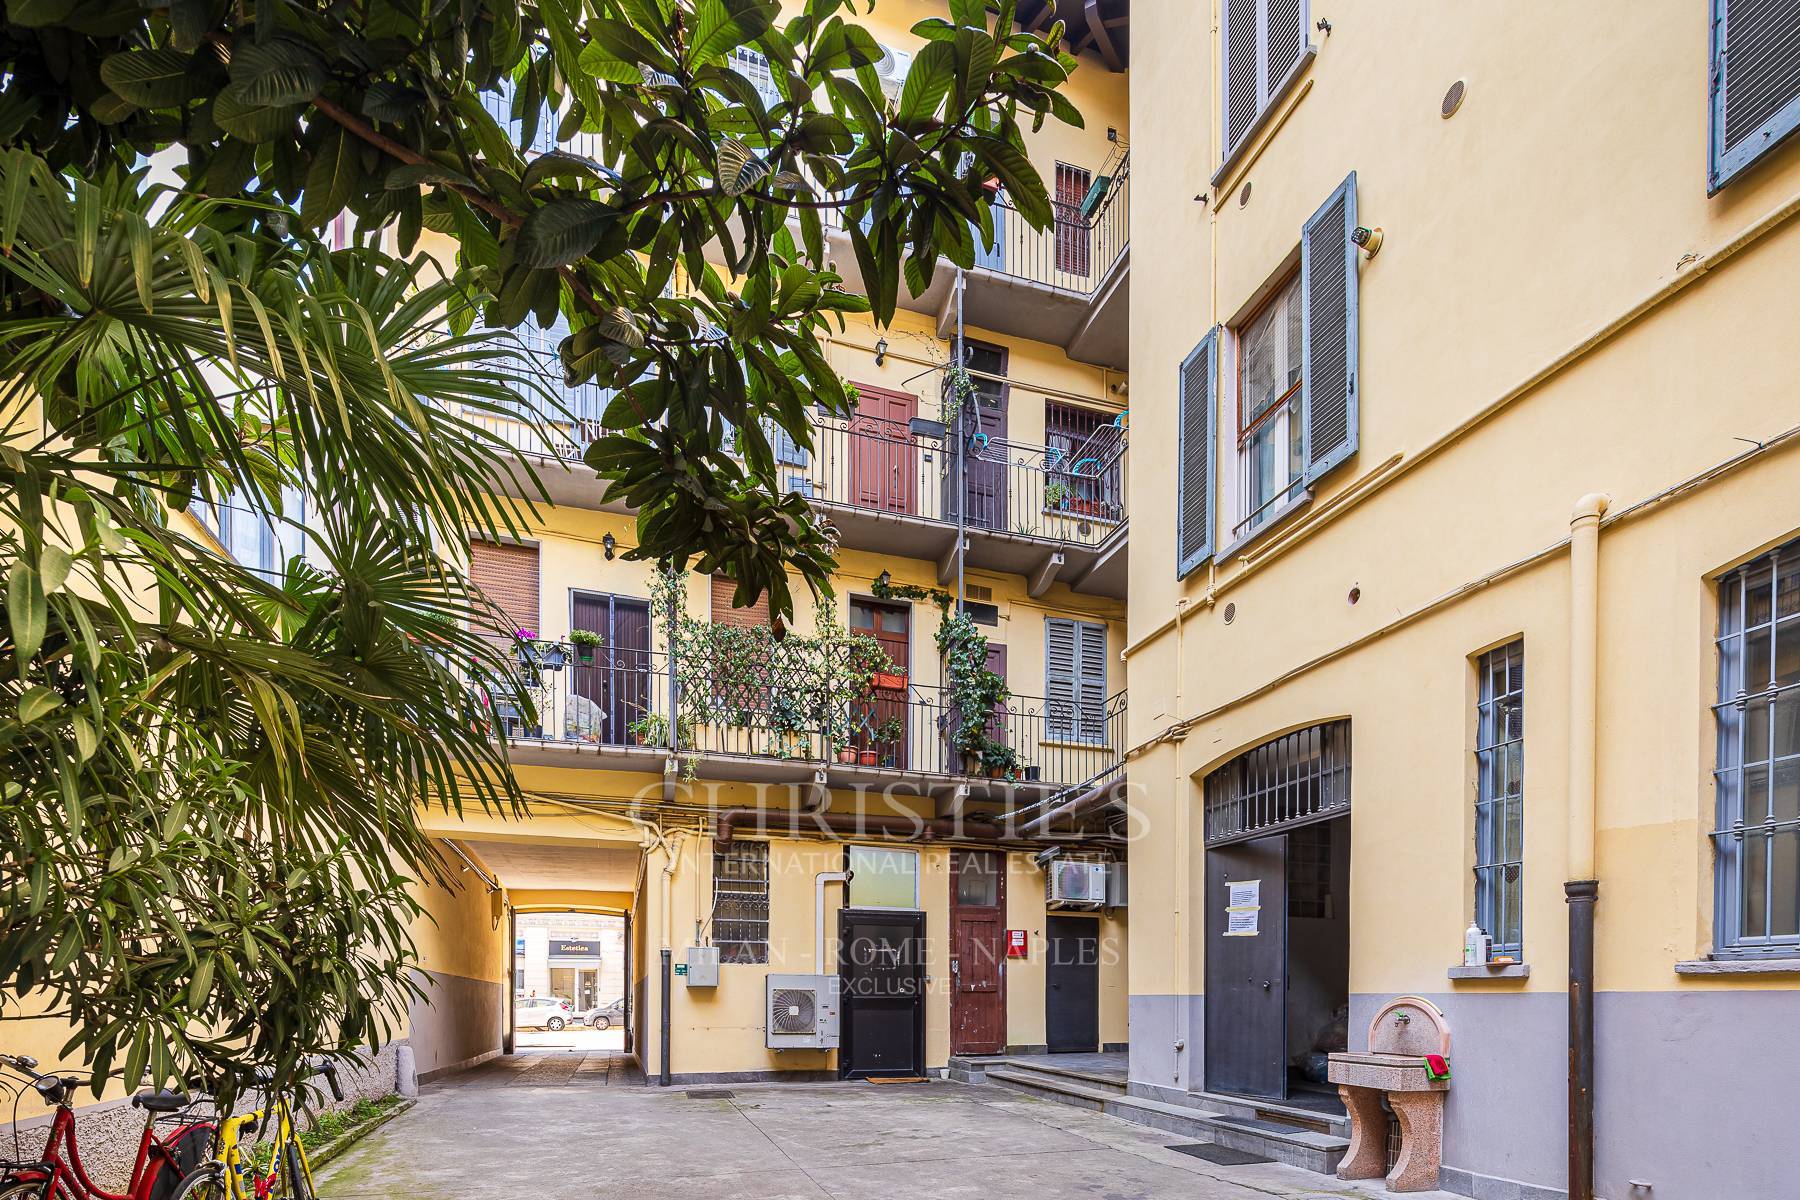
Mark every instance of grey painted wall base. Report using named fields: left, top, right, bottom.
left=1126, top=988, right=1800, bottom=1200
left=417, top=1046, right=501, bottom=1085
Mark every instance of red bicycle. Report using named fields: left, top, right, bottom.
left=0, top=1054, right=213, bottom=1200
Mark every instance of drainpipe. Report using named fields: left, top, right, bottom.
left=954, top=268, right=968, bottom=607
left=1565, top=492, right=1608, bottom=1200
left=656, top=830, right=688, bottom=1087
left=814, top=871, right=850, bottom=970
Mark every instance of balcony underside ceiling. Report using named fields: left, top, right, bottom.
left=1018, top=0, right=1130, bottom=72
left=818, top=501, right=1127, bottom=600
left=456, top=837, right=641, bottom=891
left=930, top=265, right=1129, bottom=374
left=483, top=452, right=628, bottom=513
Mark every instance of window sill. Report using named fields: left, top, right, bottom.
left=1211, top=47, right=1319, bottom=190
left=1674, top=956, right=1800, bottom=976
left=1447, top=962, right=1529, bottom=981
left=1218, top=489, right=1313, bottom=562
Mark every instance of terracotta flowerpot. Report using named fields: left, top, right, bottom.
left=836, top=749, right=858, bottom=764
left=873, top=672, right=907, bottom=691
left=858, top=749, right=879, bottom=766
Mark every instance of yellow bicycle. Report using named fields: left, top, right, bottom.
left=168, top=1061, right=341, bottom=1200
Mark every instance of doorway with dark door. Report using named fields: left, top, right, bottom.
left=950, top=851, right=1007, bottom=1055
left=848, top=597, right=909, bottom=768
left=838, top=908, right=925, bottom=1079
left=847, top=383, right=917, bottom=514
left=945, top=342, right=1009, bottom=531
left=1045, top=914, right=1100, bottom=1053
left=570, top=590, right=651, bottom=746
left=1203, top=816, right=1350, bottom=1112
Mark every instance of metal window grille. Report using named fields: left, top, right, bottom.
left=1474, top=640, right=1525, bottom=957
left=1713, top=539, right=1800, bottom=955
left=1286, top=820, right=1332, bottom=919
left=711, top=842, right=770, bottom=964
left=1203, top=721, right=1350, bottom=846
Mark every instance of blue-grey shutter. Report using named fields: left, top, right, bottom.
left=1710, top=0, right=1800, bottom=191
left=1222, top=0, right=1260, bottom=155
left=1301, top=172, right=1358, bottom=484
left=1045, top=618, right=1077, bottom=742
left=1176, top=329, right=1219, bottom=577
left=1075, top=620, right=1107, bottom=744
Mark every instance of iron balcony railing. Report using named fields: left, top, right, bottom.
left=796, top=405, right=1126, bottom=545
left=483, top=644, right=1126, bottom=790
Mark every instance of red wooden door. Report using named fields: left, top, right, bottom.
left=951, top=850, right=1007, bottom=1054
left=849, top=598, right=910, bottom=768
left=849, top=385, right=917, bottom=514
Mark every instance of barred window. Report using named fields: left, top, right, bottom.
left=1203, top=720, right=1350, bottom=846
left=1714, top=541, right=1800, bottom=956
left=1475, top=640, right=1525, bottom=958
left=711, top=842, right=770, bottom=964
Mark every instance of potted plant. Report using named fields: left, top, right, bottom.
left=538, top=640, right=567, bottom=671
left=1044, top=479, right=1071, bottom=511
left=872, top=668, right=907, bottom=691
left=874, top=716, right=904, bottom=768
left=627, top=713, right=669, bottom=747
left=835, top=744, right=859, bottom=764
left=568, top=627, right=603, bottom=665
left=514, top=627, right=540, bottom=671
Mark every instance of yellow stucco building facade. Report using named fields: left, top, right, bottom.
left=1126, top=2, right=1800, bottom=1197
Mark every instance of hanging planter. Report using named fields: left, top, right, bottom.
left=873, top=671, right=907, bottom=691
left=568, top=629, right=603, bottom=665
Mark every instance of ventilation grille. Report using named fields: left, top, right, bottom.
left=771, top=988, right=817, bottom=1034
left=966, top=584, right=993, bottom=602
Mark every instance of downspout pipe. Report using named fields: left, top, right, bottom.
left=656, top=830, right=687, bottom=1087
left=1565, top=492, right=1608, bottom=1200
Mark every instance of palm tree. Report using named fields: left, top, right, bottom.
left=0, top=152, right=557, bottom=1101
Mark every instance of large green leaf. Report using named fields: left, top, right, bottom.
left=213, top=85, right=298, bottom=141
left=515, top=197, right=617, bottom=268
left=300, top=127, right=358, bottom=229
left=99, top=49, right=197, bottom=109
left=228, top=39, right=326, bottom=107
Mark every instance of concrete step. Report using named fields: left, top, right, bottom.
left=971, top=1058, right=1129, bottom=1095
left=982, top=1068, right=1348, bottom=1175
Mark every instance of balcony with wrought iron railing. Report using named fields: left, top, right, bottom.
left=482, top=643, right=1126, bottom=806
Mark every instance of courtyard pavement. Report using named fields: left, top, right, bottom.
left=316, top=1051, right=1461, bottom=1199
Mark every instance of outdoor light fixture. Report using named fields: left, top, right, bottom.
left=875, top=570, right=891, bottom=590
left=602, top=532, right=616, bottom=560
left=1352, top=225, right=1384, bottom=257
left=874, top=337, right=888, bottom=365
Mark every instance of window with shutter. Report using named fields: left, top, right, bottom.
left=469, top=540, right=540, bottom=640
left=1221, top=0, right=1312, bottom=160
left=1045, top=618, right=1107, bottom=744
left=1177, top=330, right=1220, bottom=577
left=1301, top=172, right=1359, bottom=484
left=710, top=574, right=771, bottom=628
left=1710, top=0, right=1800, bottom=191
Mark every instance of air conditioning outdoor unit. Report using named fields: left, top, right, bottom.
left=874, top=44, right=912, bottom=101
left=1046, top=860, right=1108, bottom=908
left=765, top=974, right=840, bottom=1050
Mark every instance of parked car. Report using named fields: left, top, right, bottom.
left=577, top=998, right=625, bottom=1030
left=515, top=996, right=574, bottom=1031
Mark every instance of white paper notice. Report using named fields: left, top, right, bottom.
left=1225, top=908, right=1259, bottom=936
left=1224, top=879, right=1261, bottom=937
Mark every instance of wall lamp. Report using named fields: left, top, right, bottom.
left=1352, top=226, right=1384, bottom=258
left=874, top=337, right=888, bottom=365
left=602, top=532, right=617, bottom=560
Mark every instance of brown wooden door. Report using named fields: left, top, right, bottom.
left=572, top=591, right=650, bottom=746
left=1054, top=163, right=1092, bottom=276
left=849, top=598, right=909, bottom=768
left=948, top=343, right=1008, bottom=530
left=951, top=850, right=1007, bottom=1054
left=848, top=385, right=916, bottom=514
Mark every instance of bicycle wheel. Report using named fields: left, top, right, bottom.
left=166, top=1169, right=227, bottom=1200
left=0, top=1177, right=51, bottom=1200
left=283, top=1142, right=317, bottom=1200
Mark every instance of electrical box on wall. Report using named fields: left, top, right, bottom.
left=684, top=945, right=719, bottom=987
left=1106, top=862, right=1129, bottom=909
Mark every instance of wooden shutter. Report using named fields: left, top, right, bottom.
left=1711, top=0, right=1800, bottom=191
left=1046, top=618, right=1106, bottom=743
left=1176, top=329, right=1219, bottom=577
left=710, top=574, right=771, bottom=628
left=1301, top=172, right=1359, bottom=485
left=469, top=539, right=540, bottom=638
left=1223, top=0, right=1310, bottom=158
left=1075, top=621, right=1108, bottom=744
left=1222, top=0, right=1260, bottom=154
left=1045, top=618, right=1078, bottom=742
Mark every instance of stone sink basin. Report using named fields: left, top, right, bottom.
left=1327, top=1052, right=1449, bottom=1093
